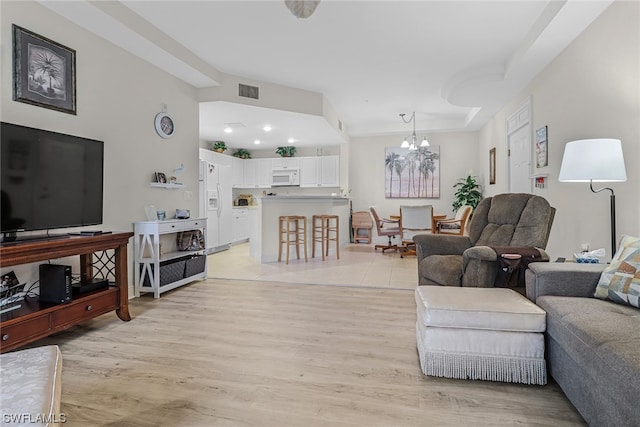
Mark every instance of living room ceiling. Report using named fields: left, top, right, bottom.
left=39, top=0, right=612, bottom=149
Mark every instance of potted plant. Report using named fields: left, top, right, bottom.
left=212, top=141, right=227, bottom=153
left=452, top=174, right=482, bottom=213
left=275, top=146, right=296, bottom=157
left=233, top=148, right=251, bottom=159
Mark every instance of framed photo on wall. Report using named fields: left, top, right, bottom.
left=536, top=126, right=548, bottom=168
left=154, top=172, right=167, bottom=183
left=12, top=25, right=77, bottom=115
left=489, top=147, right=496, bottom=185
left=384, top=146, right=440, bottom=198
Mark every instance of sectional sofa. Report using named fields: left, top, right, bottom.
left=525, top=262, right=639, bottom=426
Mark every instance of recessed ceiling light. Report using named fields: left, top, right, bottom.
left=263, top=125, right=272, bottom=132
left=287, top=138, right=295, bottom=144
left=224, top=126, right=232, bottom=133
left=254, top=139, right=261, bottom=145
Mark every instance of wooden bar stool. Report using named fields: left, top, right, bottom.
left=312, top=214, right=339, bottom=260
left=278, top=215, right=308, bottom=264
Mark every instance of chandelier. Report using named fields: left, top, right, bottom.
left=284, top=0, right=321, bottom=19
left=400, top=112, right=429, bottom=150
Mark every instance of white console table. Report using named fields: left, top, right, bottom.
left=134, top=218, right=207, bottom=298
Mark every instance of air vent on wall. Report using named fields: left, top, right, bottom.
left=239, top=83, right=259, bottom=99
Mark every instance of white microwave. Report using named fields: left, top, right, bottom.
left=271, top=168, right=300, bottom=186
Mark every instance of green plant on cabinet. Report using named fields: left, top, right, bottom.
left=212, top=141, right=227, bottom=153
left=233, top=148, right=251, bottom=159
left=275, top=146, right=296, bottom=157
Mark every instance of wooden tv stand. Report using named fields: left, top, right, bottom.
left=0, top=232, right=133, bottom=353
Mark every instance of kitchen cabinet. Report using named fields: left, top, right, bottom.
left=231, top=156, right=244, bottom=187
left=231, top=208, right=249, bottom=243
left=271, top=157, right=300, bottom=169
left=242, top=158, right=272, bottom=188
left=300, top=155, right=340, bottom=187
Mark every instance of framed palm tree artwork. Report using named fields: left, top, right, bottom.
left=12, top=25, right=77, bottom=115
left=385, top=146, right=440, bottom=198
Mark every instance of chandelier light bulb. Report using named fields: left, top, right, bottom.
left=421, top=137, right=430, bottom=147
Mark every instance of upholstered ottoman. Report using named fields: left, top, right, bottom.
left=1, top=345, right=63, bottom=425
left=415, top=286, right=547, bottom=385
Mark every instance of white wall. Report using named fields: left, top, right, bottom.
left=1, top=1, right=200, bottom=288
left=349, top=132, right=479, bottom=244
left=478, top=0, right=639, bottom=260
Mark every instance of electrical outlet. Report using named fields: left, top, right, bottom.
left=184, top=190, right=193, bottom=201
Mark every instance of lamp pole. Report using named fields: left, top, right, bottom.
left=590, top=181, right=617, bottom=258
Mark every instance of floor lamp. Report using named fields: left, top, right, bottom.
left=558, top=138, right=627, bottom=257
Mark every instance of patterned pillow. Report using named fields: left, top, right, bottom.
left=594, top=235, right=640, bottom=308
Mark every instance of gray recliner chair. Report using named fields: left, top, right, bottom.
left=413, top=193, right=555, bottom=290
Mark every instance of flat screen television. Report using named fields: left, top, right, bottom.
left=1, top=122, right=104, bottom=241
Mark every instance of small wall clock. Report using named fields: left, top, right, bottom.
left=154, top=112, right=175, bottom=138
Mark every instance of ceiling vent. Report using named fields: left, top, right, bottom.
left=239, top=83, right=259, bottom=100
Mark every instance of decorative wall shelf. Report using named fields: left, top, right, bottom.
left=149, top=182, right=184, bottom=189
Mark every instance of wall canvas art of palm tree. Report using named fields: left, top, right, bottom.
left=385, top=146, right=440, bottom=198
left=12, top=25, right=76, bottom=115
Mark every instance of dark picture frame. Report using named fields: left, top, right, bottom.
left=154, top=172, right=167, bottom=184
left=489, top=147, right=496, bottom=185
left=12, top=25, right=77, bottom=115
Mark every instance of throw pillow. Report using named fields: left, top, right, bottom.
left=594, top=234, right=640, bottom=308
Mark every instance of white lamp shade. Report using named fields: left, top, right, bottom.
left=558, top=138, right=627, bottom=182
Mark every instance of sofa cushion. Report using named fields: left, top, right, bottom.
left=594, top=234, right=640, bottom=308
left=537, top=295, right=640, bottom=421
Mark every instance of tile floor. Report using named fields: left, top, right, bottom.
left=207, top=242, right=418, bottom=290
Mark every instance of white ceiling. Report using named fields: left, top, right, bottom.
left=39, top=0, right=613, bottom=150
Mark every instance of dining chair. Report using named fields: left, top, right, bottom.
left=399, top=205, right=433, bottom=257
left=433, top=205, right=473, bottom=235
left=369, top=207, right=400, bottom=252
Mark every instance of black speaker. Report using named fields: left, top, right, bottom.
left=39, top=264, right=72, bottom=304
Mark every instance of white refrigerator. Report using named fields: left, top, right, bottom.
left=199, top=160, right=232, bottom=253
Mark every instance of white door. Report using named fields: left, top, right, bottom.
left=507, top=98, right=532, bottom=193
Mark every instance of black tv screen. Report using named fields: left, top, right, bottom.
left=1, top=122, right=104, bottom=235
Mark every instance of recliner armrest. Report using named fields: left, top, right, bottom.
left=413, top=234, right=472, bottom=261
left=525, top=262, right=605, bottom=303
left=463, top=246, right=551, bottom=262
left=462, top=246, right=497, bottom=261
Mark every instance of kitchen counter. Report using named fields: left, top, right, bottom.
left=249, top=196, right=351, bottom=263
left=261, top=195, right=347, bottom=200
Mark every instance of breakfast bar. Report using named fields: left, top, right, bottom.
left=249, top=195, right=351, bottom=263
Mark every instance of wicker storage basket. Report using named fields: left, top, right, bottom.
left=141, top=258, right=187, bottom=288
left=184, top=255, right=206, bottom=277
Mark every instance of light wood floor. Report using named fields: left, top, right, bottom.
left=207, top=242, right=418, bottom=289
left=35, top=278, right=585, bottom=426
